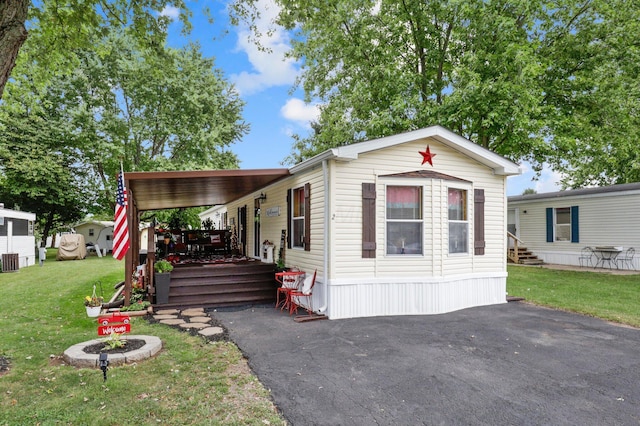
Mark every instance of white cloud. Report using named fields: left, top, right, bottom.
left=507, top=162, right=563, bottom=196
left=230, top=0, right=299, bottom=95
left=160, top=5, right=181, bottom=20
left=535, top=168, right=563, bottom=194
left=280, top=98, right=320, bottom=124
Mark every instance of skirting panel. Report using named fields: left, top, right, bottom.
left=326, top=274, right=507, bottom=320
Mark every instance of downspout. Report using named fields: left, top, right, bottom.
left=317, top=159, right=330, bottom=313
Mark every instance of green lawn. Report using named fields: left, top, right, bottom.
left=0, top=257, right=637, bottom=425
left=0, top=251, right=284, bottom=425
left=507, top=265, right=640, bottom=327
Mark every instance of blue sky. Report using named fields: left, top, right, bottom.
left=162, top=1, right=561, bottom=196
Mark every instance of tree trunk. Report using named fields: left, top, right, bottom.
left=0, top=0, right=29, bottom=99
left=40, top=211, right=54, bottom=248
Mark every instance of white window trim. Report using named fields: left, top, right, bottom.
left=554, top=207, right=571, bottom=242
left=384, top=184, right=424, bottom=257
left=291, top=186, right=305, bottom=249
left=447, top=186, right=471, bottom=256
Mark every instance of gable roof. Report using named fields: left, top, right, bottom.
left=508, top=182, right=640, bottom=203
left=290, top=125, right=522, bottom=176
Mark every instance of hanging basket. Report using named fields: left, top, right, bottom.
left=85, top=306, right=102, bottom=317
left=84, top=284, right=103, bottom=317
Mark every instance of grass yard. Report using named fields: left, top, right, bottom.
left=507, top=265, right=640, bottom=328
left=0, top=251, right=284, bottom=426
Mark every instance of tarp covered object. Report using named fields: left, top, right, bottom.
left=56, top=234, right=87, bottom=260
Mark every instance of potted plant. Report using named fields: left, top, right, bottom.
left=84, top=284, right=104, bottom=317
left=154, top=259, right=174, bottom=304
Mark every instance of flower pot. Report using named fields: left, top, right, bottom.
left=86, top=306, right=102, bottom=317
left=155, top=272, right=171, bottom=304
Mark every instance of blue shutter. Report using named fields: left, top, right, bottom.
left=571, top=206, right=579, bottom=243
left=546, top=208, right=554, bottom=242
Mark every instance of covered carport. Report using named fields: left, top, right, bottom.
left=122, top=168, right=290, bottom=305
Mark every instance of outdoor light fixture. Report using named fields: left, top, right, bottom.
left=258, top=193, right=267, bottom=203
left=99, top=352, right=109, bottom=382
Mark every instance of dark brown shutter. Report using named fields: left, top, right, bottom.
left=474, top=188, right=485, bottom=255
left=362, top=182, right=376, bottom=258
left=286, top=188, right=292, bottom=249
left=304, top=183, right=311, bottom=251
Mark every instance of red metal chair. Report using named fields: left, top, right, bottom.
left=289, top=270, right=317, bottom=315
left=275, top=270, right=305, bottom=312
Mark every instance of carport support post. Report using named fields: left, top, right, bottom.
left=123, top=177, right=137, bottom=306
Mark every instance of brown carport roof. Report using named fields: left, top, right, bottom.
left=125, top=168, right=291, bottom=211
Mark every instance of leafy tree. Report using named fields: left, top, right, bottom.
left=0, top=30, right=246, bottom=243
left=231, top=0, right=639, bottom=187
left=61, top=31, right=247, bottom=211
left=0, top=78, right=90, bottom=246
left=0, top=0, right=191, bottom=99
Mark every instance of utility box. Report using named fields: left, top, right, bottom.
left=262, top=243, right=275, bottom=263
left=2, top=253, right=19, bottom=272
left=39, top=247, right=46, bottom=266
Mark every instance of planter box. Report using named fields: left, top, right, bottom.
left=155, top=273, right=171, bottom=304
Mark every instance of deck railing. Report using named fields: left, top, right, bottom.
left=507, top=231, right=524, bottom=264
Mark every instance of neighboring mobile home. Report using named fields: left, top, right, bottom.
left=508, top=183, right=640, bottom=269
left=225, top=126, right=522, bottom=319
left=0, top=205, right=36, bottom=269
left=199, top=205, right=228, bottom=231
left=73, top=220, right=114, bottom=253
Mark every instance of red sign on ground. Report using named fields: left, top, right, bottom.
left=98, top=323, right=131, bottom=336
left=97, top=314, right=131, bottom=336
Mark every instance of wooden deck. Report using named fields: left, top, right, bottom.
left=153, top=260, right=278, bottom=310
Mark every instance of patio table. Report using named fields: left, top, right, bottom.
left=593, top=246, right=622, bottom=269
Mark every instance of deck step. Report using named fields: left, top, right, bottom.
left=153, top=260, right=278, bottom=310
left=508, top=246, right=544, bottom=265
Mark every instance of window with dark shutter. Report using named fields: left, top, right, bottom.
left=546, top=208, right=554, bottom=242
left=571, top=206, right=579, bottom=243
left=362, top=183, right=376, bottom=258
left=289, top=184, right=311, bottom=250
left=474, top=189, right=485, bottom=255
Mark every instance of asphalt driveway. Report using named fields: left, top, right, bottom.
left=209, top=302, right=640, bottom=425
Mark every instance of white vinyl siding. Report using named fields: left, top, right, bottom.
left=509, top=188, right=640, bottom=267
left=330, top=137, right=507, bottom=279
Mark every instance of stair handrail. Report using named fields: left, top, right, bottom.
left=507, top=231, right=522, bottom=264
left=507, top=231, right=523, bottom=244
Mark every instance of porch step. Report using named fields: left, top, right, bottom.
left=154, top=261, right=278, bottom=310
left=508, top=247, right=544, bottom=265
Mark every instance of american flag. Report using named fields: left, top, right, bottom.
left=113, top=171, right=130, bottom=260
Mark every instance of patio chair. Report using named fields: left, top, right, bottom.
left=578, top=246, right=595, bottom=267
left=289, top=270, right=317, bottom=315
left=275, top=269, right=304, bottom=312
left=616, top=247, right=635, bottom=270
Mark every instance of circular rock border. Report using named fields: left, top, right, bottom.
left=63, top=335, right=162, bottom=368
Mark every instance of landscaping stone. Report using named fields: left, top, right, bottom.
left=159, top=318, right=186, bottom=326
left=154, top=309, right=180, bottom=315
left=181, top=308, right=205, bottom=317
left=188, top=316, right=211, bottom=323
left=153, top=314, right=179, bottom=320
left=179, top=322, right=209, bottom=330
left=199, top=326, right=224, bottom=337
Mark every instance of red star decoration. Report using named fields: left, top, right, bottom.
left=419, top=145, right=436, bottom=166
